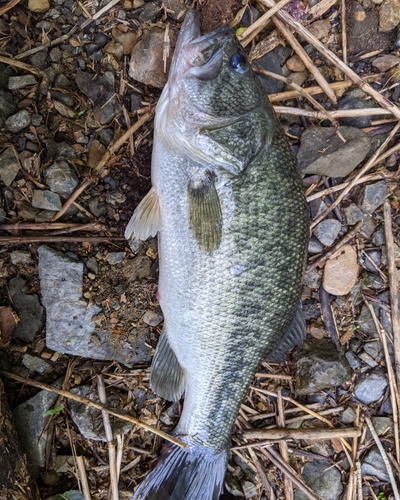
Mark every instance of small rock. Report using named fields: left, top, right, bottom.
left=294, top=459, right=343, bottom=500
left=323, top=245, right=358, bottom=295
left=379, top=0, right=400, bottom=32
left=341, top=406, right=357, bottom=424
left=288, top=70, right=307, bottom=88
left=358, top=351, right=378, bottom=368
left=343, top=203, right=364, bottom=225
left=354, top=368, right=388, bottom=404
left=286, top=54, right=305, bottom=72
left=86, top=257, right=98, bottom=274
left=8, top=277, right=43, bottom=342
left=104, top=40, right=124, bottom=59
left=129, top=28, right=178, bottom=88
left=297, top=126, right=371, bottom=177
left=10, top=250, right=33, bottom=265
left=18, top=202, right=39, bottom=220
left=359, top=180, right=387, bottom=214
left=32, top=190, right=62, bottom=211
left=30, top=52, right=47, bottom=70
left=313, top=219, right=341, bottom=246
left=366, top=417, right=391, bottom=440
left=93, top=95, right=121, bottom=125
left=89, top=197, right=107, bottom=217
left=164, top=0, right=188, bottom=20
left=143, top=310, right=164, bottom=326
left=8, top=75, right=37, bottom=90
left=106, top=252, right=126, bottom=265
left=303, top=268, right=322, bottom=289
left=28, top=0, right=50, bottom=12
left=35, top=210, right=56, bottom=222
left=22, top=353, right=52, bottom=374
left=362, top=446, right=392, bottom=481
left=338, top=95, right=375, bottom=128
left=372, top=54, right=400, bottom=72
left=75, top=70, right=100, bottom=99
left=308, top=19, right=330, bottom=39
left=295, top=339, right=351, bottom=396
left=242, top=481, right=257, bottom=499
left=54, top=73, right=71, bottom=87
left=252, top=45, right=292, bottom=94
left=0, top=147, right=19, bottom=186
left=5, top=109, right=31, bottom=133
left=362, top=249, right=381, bottom=272
left=45, top=160, right=79, bottom=198
left=112, top=28, right=138, bottom=55
left=345, top=351, right=362, bottom=370
left=139, top=1, right=163, bottom=22
left=0, top=90, right=16, bottom=128
left=308, top=236, right=323, bottom=254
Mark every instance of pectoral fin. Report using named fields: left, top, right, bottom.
left=125, top=187, right=161, bottom=242
left=151, top=330, right=185, bottom=402
left=188, top=171, right=222, bottom=253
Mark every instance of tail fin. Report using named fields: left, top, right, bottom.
left=132, top=442, right=228, bottom=500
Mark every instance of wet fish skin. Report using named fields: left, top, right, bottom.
left=126, top=9, right=309, bottom=500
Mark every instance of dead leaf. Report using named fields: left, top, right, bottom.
left=0, top=306, right=19, bottom=346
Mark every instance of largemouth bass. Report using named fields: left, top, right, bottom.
left=125, top=9, right=309, bottom=500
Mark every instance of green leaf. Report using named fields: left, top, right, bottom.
left=76, top=110, right=86, bottom=117
left=377, top=492, right=386, bottom=500
left=235, top=27, right=247, bottom=36
left=45, top=404, right=65, bottom=416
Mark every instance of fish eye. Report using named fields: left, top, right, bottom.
left=229, top=53, right=248, bottom=74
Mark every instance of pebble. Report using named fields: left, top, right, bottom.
left=8, top=75, right=37, bottom=90
left=54, top=73, right=71, bottom=87
left=304, top=268, right=322, bottom=290
left=224, top=471, right=244, bottom=497
left=343, top=203, right=364, bottom=225
left=345, top=351, right=362, bottom=370
left=142, top=310, right=164, bottom=326
left=89, top=197, right=107, bottom=217
left=28, top=0, right=50, bottom=11
left=295, top=339, right=351, bottom=396
left=10, top=250, right=33, bottom=265
left=366, top=416, right=391, bottom=440
left=129, top=28, right=178, bottom=88
left=22, top=353, right=52, bottom=374
left=106, top=252, right=126, bottom=265
left=372, top=54, right=400, bottom=71
left=354, top=368, right=388, bottom=404
left=5, top=109, right=32, bottom=133
left=45, top=160, right=79, bottom=198
left=297, top=126, right=371, bottom=177
left=0, top=147, right=19, bottom=186
left=323, top=245, right=358, bottom=295
left=361, top=446, right=392, bottom=482
left=32, top=190, right=62, bottom=211
left=252, top=45, right=291, bottom=94
left=359, top=180, right=387, bottom=214
left=341, top=406, right=357, bottom=424
left=379, top=0, right=400, bottom=32
left=337, top=95, right=375, bottom=128
left=308, top=19, right=330, bottom=39
left=294, top=459, right=343, bottom=500
left=358, top=351, right=378, bottom=368
left=138, top=1, right=163, bottom=22
left=308, top=236, right=323, bottom=254
left=286, top=54, right=305, bottom=72
left=104, top=40, right=124, bottom=60
left=18, top=203, right=39, bottom=220
left=75, top=70, right=100, bottom=99
left=93, top=94, right=121, bottom=124
left=45, top=139, right=77, bottom=161
left=86, top=257, right=99, bottom=274
left=313, top=219, right=341, bottom=246
left=111, top=29, right=137, bottom=55
left=164, top=0, right=188, bottom=20
left=362, top=249, right=381, bottom=272
left=8, top=277, right=43, bottom=342
left=242, top=481, right=257, bottom=499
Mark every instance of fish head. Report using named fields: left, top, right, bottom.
left=156, top=10, right=275, bottom=173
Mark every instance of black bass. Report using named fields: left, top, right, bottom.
left=125, top=9, right=308, bottom=500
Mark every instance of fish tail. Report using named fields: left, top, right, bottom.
left=132, top=442, right=228, bottom=500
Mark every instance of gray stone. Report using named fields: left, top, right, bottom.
left=345, top=350, right=362, bottom=370
left=88, top=196, right=106, bottom=217
left=50, top=90, right=75, bottom=107
left=341, top=406, right=357, bottom=424
left=0, top=90, right=16, bottom=128
left=49, top=47, right=62, bottom=62
left=338, top=95, right=375, bottom=128
left=366, top=417, right=391, bottom=440
left=303, top=268, right=322, bottom=289
left=139, top=1, right=163, bottom=22
left=86, top=257, right=98, bottom=274
left=75, top=70, right=100, bottom=99
left=356, top=291, right=400, bottom=336
left=8, top=75, right=37, bottom=90
left=252, top=45, right=292, bottom=94
left=242, top=481, right=257, bottom=499
left=93, top=95, right=121, bottom=125
left=0, top=147, right=19, bottom=186
left=8, top=277, right=43, bottom=342
left=32, top=189, right=62, bottom=210
left=359, top=181, right=387, bottom=214
left=129, top=28, right=178, bottom=88
left=308, top=236, right=323, bottom=254
left=313, top=219, right=341, bottom=246
left=30, top=52, right=48, bottom=70
left=22, top=353, right=52, bottom=374
left=142, top=310, right=163, bottom=326
left=18, top=202, right=39, bottom=220
left=295, top=339, right=352, bottom=396
left=361, top=446, right=392, bottom=482
left=69, top=385, right=132, bottom=441
left=45, top=160, right=79, bottom=198
left=366, top=272, right=384, bottom=290
left=224, top=471, right=244, bottom=497
left=297, top=126, right=371, bottom=177
left=5, top=109, right=31, bottom=133
left=106, top=252, right=126, bottom=265
left=294, top=459, right=343, bottom=500
left=13, top=382, right=59, bottom=466
left=10, top=250, right=33, bottom=265
left=343, top=203, right=364, bottom=225
left=163, top=0, right=188, bottom=21
left=362, top=249, right=381, bottom=272
left=358, top=351, right=378, bottom=368
left=54, top=73, right=71, bottom=87
left=354, top=369, right=388, bottom=404
left=35, top=209, right=56, bottom=222
left=98, top=128, right=114, bottom=147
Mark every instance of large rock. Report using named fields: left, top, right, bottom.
left=362, top=446, right=392, bottom=481
left=379, top=0, right=400, bottom=32
left=295, top=339, right=351, bottom=396
left=129, top=28, right=178, bottom=88
left=297, top=126, right=371, bottom=177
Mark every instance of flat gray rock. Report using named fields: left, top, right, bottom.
left=45, top=160, right=79, bottom=198
left=295, top=339, right=351, bottom=396
left=32, top=189, right=62, bottom=210
left=343, top=203, right=364, bottom=225
left=297, top=126, right=371, bottom=177
left=294, top=459, right=343, bottom=500
left=359, top=180, right=387, bottom=214
left=8, top=75, right=37, bottom=89
left=313, top=219, right=341, bottom=246
left=361, top=446, right=392, bottom=482
left=13, top=382, right=60, bottom=466
left=0, top=147, right=19, bottom=186
left=22, top=353, right=52, bottom=374
left=5, top=109, right=31, bottom=133
left=354, top=368, right=388, bottom=404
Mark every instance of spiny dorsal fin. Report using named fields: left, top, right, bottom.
left=125, top=187, right=161, bottom=242
left=188, top=171, right=222, bottom=253
left=150, top=331, right=185, bottom=402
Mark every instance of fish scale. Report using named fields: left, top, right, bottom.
left=126, top=9, right=308, bottom=500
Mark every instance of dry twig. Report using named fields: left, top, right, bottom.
left=241, top=426, right=361, bottom=442
left=76, top=456, right=91, bottom=500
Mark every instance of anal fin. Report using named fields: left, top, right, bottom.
left=125, top=187, right=161, bottom=242
left=267, top=303, right=306, bottom=362
left=150, top=330, right=185, bottom=402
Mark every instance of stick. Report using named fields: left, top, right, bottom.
left=276, top=389, right=293, bottom=500
left=273, top=106, right=392, bottom=118
left=383, top=198, right=400, bottom=390
left=97, top=375, right=119, bottom=500
left=52, top=109, right=154, bottom=222
left=271, top=16, right=337, bottom=104
left=0, top=0, right=21, bottom=15
left=260, top=0, right=400, bottom=120
left=365, top=417, right=400, bottom=500
left=0, top=222, right=107, bottom=232
left=341, top=0, right=347, bottom=66
left=241, top=426, right=361, bottom=442
left=0, top=236, right=125, bottom=244
left=305, top=221, right=363, bottom=273
left=0, top=55, right=48, bottom=81
left=310, top=121, right=400, bottom=229
left=15, top=26, right=80, bottom=60
left=81, top=0, right=121, bottom=28
left=76, top=456, right=91, bottom=500
left=0, top=370, right=186, bottom=449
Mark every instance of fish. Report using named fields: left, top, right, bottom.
left=125, top=9, right=309, bottom=500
